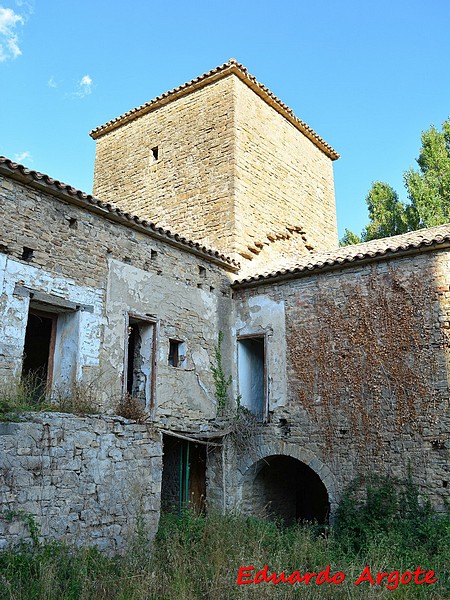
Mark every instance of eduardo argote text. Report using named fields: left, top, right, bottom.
left=237, top=565, right=437, bottom=590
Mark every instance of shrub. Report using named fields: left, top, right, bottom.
left=335, top=474, right=450, bottom=557
left=115, top=393, right=146, bottom=423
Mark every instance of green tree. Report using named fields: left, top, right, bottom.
left=340, top=118, right=450, bottom=246
left=362, top=182, right=420, bottom=241
left=340, top=228, right=362, bottom=246
left=404, top=119, right=450, bottom=227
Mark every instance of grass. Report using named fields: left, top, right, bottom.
left=0, top=374, right=52, bottom=421
left=0, top=375, right=104, bottom=421
left=0, top=375, right=145, bottom=422
left=0, top=510, right=448, bottom=599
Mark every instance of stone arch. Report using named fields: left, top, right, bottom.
left=236, top=440, right=337, bottom=523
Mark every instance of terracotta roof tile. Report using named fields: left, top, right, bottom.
left=234, top=225, right=450, bottom=286
left=89, top=59, right=339, bottom=161
left=0, top=156, right=239, bottom=270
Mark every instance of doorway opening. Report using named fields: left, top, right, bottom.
left=22, top=310, right=57, bottom=398
left=243, top=455, right=329, bottom=525
left=161, top=434, right=206, bottom=515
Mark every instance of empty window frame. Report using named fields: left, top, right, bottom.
left=18, top=287, right=84, bottom=399
left=125, top=315, right=156, bottom=410
left=22, top=309, right=57, bottom=396
left=168, top=339, right=186, bottom=368
left=237, top=335, right=267, bottom=422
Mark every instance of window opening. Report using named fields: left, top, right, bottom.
left=151, top=146, right=159, bottom=161
left=22, top=247, right=34, bottom=262
left=161, top=435, right=206, bottom=515
left=22, top=310, right=57, bottom=398
left=168, top=339, right=186, bottom=368
left=238, top=335, right=266, bottom=421
left=126, top=317, right=156, bottom=410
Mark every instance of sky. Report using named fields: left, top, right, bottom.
left=0, top=0, right=449, bottom=239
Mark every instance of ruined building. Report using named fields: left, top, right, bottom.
left=0, top=60, right=448, bottom=551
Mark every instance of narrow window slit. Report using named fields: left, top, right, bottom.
left=22, top=247, right=34, bottom=262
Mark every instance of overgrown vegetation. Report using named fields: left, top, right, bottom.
left=288, top=267, right=448, bottom=465
left=210, top=331, right=261, bottom=460
left=52, top=379, right=101, bottom=416
left=0, top=372, right=152, bottom=424
left=115, top=393, right=147, bottom=423
left=0, top=375, right=102, bottom=421
left=0, top=374, right=143, bottom=421
left=1, top=480, right=448, bottom=599
left=210, top=331, right=232, bottom=414
left=225, top=403, right=261, bottom=461
left=0, top=374, right=52, bottom=421
left=335, top=474, right=449, bottom=557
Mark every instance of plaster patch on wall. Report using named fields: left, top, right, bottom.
left=104, top=259, right=220, bottom=417
left=0, top=253, right=7, bottom=296
left=233, top=295, right=287, bottom=409
left=0, top=257, right=104, bottom=379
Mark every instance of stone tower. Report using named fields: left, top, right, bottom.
left=91, top=59, right=339, bottom=267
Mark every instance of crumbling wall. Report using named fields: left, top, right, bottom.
left=0, top=413, right=162, bottom=552
left=0, top=174, right=234, bottom=416
left=0, top=255, right=103, bottom=382
left=104, top=257, right=231, bottom=424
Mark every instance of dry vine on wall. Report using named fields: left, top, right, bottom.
left=287, top=265, right=449, bottom=471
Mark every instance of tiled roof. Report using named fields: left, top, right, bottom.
left=234, top=224, right=450, bottom=286
left=89, top=59, right=339, bottom=161
left=0, top=156, right=239, bottom=270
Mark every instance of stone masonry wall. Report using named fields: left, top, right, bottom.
left=232, top=251, right=450, bottom=512
left=234, top=77, right=338, bottom=259
left=92, top=73, right=337, bottom=264
left=0, top=413, right=162, bottom=553
left=0, top=174, right=234, bottom=415
left=93, top=76, right=237, bottom=255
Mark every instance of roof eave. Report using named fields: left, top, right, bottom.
left=232, top=242, right=450, bottom=288
left=0, top=161, right=239, bottom=272
left=89, top=62, right=339, bottom=161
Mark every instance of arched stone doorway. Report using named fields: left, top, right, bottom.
left=242, top=455, right=330, bottom=525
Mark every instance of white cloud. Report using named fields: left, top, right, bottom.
left=0, top=6, right=24, bottom=62
left=14, top=0, right=34, bottom=11
left=48, top=75, right=57, bottom=88
left=80, top=74, right=92, bottom=88
left=14, top=150, right=31, bottom=163
left=70, top=74, right=93, bottom=98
